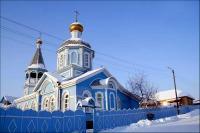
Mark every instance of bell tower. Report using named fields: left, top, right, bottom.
left=24, top=38, right=47, bottom=95
left=57, top=11, right=94, bottom=79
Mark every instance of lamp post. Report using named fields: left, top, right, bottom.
left=168, top=67, right=180, bottom=115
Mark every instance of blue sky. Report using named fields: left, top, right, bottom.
left=1, top=1, right=199, bottom=99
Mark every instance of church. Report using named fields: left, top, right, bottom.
left=14, top=16, right=140, bottom=112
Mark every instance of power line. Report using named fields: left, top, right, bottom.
left=1, top=34, right=195, bottom=88
left=0, top=25, right=59, bottom=49
left=0, top=16, right=65, bottom=41
left=1, top=35, right=56, bottom=52
left=0, top=16, right=176, bottom=74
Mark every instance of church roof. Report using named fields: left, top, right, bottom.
left=29, top=47, right=45, bottom=69
left=33, top=67, right=140, bottom=101
left=59, top=39, right=91, bottom=49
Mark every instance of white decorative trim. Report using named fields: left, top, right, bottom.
left=84, top=52, right=90, bottom=68
left=42, top=97, right=49, bottom=111
left=62, top=91, right=70, bottom=112
left=95, top=91, right=104, bottom=110
left=15, top=92, right=37, bottom=103
left=109, top=92, right=116, bottom=110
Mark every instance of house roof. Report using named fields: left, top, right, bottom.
left=0, top=96, right=18, bottom=103
left=155, top=89, right=194, bottom=101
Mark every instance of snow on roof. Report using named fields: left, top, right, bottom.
left=1, top=96, right=18, bottom=103
left=61, top=67, right=106, bottom=85
left=155, top=89, right=194, bottom=101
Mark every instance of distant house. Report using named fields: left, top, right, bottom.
left=0, top=96, right=18, bottom=108
left=155, top=90, right=194, bottom=107
left=193, top=99, right=200, bottom=105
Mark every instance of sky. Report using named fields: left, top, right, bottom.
left=0, top=1, right=199, bottom=99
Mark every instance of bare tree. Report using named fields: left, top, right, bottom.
left=126, top=73, right=158, bottom=107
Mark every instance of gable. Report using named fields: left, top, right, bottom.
left=33, top=73, right=58, bottom=93
left=40, top=79, right=56, bottom=95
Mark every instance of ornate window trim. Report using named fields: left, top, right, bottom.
left=49, top=96, right=55, bottom=112
left=95, top=91, right=104, bottom=110
left=84, top=52, right=90, bottom=68
left=62, top=91, right=69, bottom=112
left=43, top=97, right=49, bottom=111
left=70, top=51, right=78, bottom=65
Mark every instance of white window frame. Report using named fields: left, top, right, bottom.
left=109, top=92, right=116, bottom=110
left=62, top=91, right=69, bottom=112
left=43, top=97, right=49, bottom=111
left=84, top=52, right=90, bottom=68
left=95, top=92, right=104, bottom=110
left=49, top=96, right=55, bottom=112
left=70, top=51, right=78, bottom=65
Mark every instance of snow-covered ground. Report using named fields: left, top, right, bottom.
left=102, top=109, right=200, bottom=132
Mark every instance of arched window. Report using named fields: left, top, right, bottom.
left=50, top=96, right=55, bottom=111
left=71, top=51, right=78, bottom=64
left=26, top=73, right=29, bottom=79
left=108, top=82, right=115, bottom=89
left=38, top=72, right=43, bottom=78
left=84, top=53, right=90, bottom=67
left=96, top=92, right=104, bottom=110
left=30, top=71, right=37, bottom=84
left=43, top=98, right=49, bottom=111
left=63, top=92, right=69, bottom=111
left=31, top=101, right=36, bottom=110
left=30, top=72, right=36, bottom=78
left=109, top=92, right=115, bottom=110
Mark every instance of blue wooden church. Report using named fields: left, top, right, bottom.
left=14, top=16, right=140, bottom=112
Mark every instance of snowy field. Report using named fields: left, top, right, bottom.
left=101, top=109, right=200, bottom=132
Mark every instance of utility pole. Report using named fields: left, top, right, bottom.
left=168, top=67, right=180, bottom=115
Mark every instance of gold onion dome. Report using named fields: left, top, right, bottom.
left=69, top=22, right=84, bottom=32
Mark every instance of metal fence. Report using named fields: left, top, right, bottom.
left=0, top=107, right=86, bottom=133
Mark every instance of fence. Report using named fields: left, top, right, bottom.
left=0, top=107, right=86, bottom=133
left=0, top=105, right=199, bottom=132
left=93, top=105, right=200, bottom=132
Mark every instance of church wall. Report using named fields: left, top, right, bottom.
left=76, top=72, right=108, bottom=110
left=16, top=97, right=37, bottom=111
left=117, top=91, right=138, bottom=109
left=76, top=72, right=107, bottom=97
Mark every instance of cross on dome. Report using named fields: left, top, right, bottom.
left=74, top=10, right=79, bottom=22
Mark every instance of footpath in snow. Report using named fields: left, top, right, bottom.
left=101, top=109, right=200, bottom=132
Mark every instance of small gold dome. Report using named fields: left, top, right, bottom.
left=69, top=22, right=83, bottom=32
